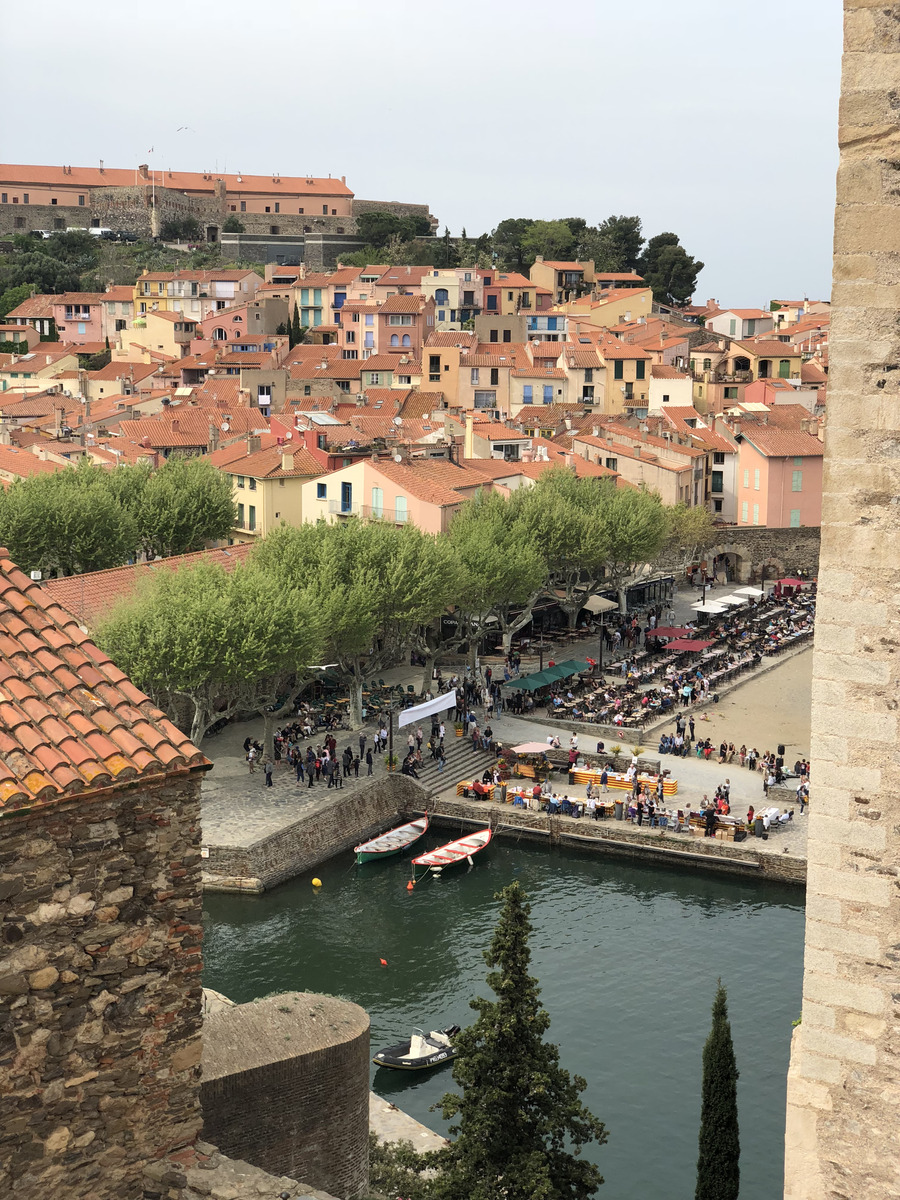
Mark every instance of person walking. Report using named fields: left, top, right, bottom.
left=295, top=756, right=304, bottom=783
left=438, top=749, right=446, bottom=773
left=358, top=732, right=366, bottom=760
left=352, top=755, right=360, bottom=777
left=600, top=766, right=609, bottom=793
left=366, top=748, right=374, bottom=776
left=264, top=759, right=274, bottom=787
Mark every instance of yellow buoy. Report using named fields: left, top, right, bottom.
left=312, top=877, right=322, bottom=888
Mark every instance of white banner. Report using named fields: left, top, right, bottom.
left=398, top=689, right=458, bottom=729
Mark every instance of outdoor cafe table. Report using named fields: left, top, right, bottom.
left=570, top=768, right=678, bottom=795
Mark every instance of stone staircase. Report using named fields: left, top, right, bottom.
left=414, top=730, right=496, bottom=801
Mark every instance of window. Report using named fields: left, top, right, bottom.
left=582, top=386, right=594, bottom=400
left=741, top=501, right=748, bottom=522
left=605, top=457, right=618, bottom=471
left=792, top=470, right=803, bottom=492
left=340, top=481, right=353, bottom=512
left=248, top=478, right=257, bottom=491
left=390, top=334, right=399, bottom=347
left=237, top=503, right=245, bottom=526
left=713, top=451, right=725, bottom=464
left=711, top=471, right=723, bottom=493
left=248, top=505, right=256, bottom=531
left=402, top=334, right=411, bottom=347
left=754, top=469, right=760, bottom=491
left=257, top=385, right=271, bottom=403
left=364, top=332, right=373, bottom=348
left=317, top=482, right=327, bottom=499
left=713, top=499, right=723, bottom=513
left=635, top=360, right=645, bottom=380
left=490, top=368, right=499, bottom=385
left=503, top=329, right=511, bottom=343
left=270, top=226, right=279, bottom=236
left=487, top=295, right=497, bottom=311
left=274, top=202, right=280, bottom=213
left=508, top=291, right=514, bottom=301
left=322, top=204, right=328, bottom=215
left=14, top=217, right=25, bottom=229
left=584, top=368, right=593, bottom=383
left=790, top=509, right=801, bottom=528
left=78, top=194, right=85, bottom=206
left=341, top=349, right=358, bottom=359
left=470, top=368, right=479, bottom=384
left=429, top=354, right=440, bottom=382
left=729, top=319, right=736, bottom=336
left=388, top=314, right=413, bottom=325
left=614, top=360, right=624, bottom=380
left=474, top=391, right=496, bottom=409
left=753, top=504, right=759, bottom=525
left=304, top=385, right=311, bottom=395
left=779, top=359, right=791, bottom=378
left=299, top=207, right=304, bottom=214
left=395, top=496, right=407, bottom=523
left=23, top=194, right=29, bottom=204
left=523, top=385, right=533, bottom=404
left=489, top=329, right=498, bottom=343
left=265, top=206, right=271, bottom=213
left=724, top=386, right=738, bottom=400
left=365, top=314, right=373, bottom=325
left=662, top=393, right=670, bottom=403
left=368, top=372, right=381, bottom=385
left=0, top=194, right=5, bottom=203
left=371, top=486, right=383, bottom=517
left=543, top=384, right=553, bottom=403
left=345, top=330, right=355, bottom=343
left=546, top=317, right=557, bottom=331
left=435, top=288, right=449, bottom=304
left=743, top=469, right=749, bottom=488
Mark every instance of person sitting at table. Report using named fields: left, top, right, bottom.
left=471, top=780, right=488, bottom=798
left=482, top=768, right=493, bottom=785
left=546, top=792, right=560, bottom=815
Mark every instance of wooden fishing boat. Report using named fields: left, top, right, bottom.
left=354, top=815, right=429, bottom=864
left=372, top=1025, right=461, bottom=1071
left=411, top=827, right=492, bottom=873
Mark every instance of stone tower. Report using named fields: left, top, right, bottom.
left=783, top=4, right=900, bottom=1197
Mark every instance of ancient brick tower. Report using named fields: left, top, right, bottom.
left=783, top=4, right=900, bottom=1197
left=0, top=550, right=209, bottom=1198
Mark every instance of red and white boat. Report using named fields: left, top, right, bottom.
left=411, top=827, right=493, bottom=874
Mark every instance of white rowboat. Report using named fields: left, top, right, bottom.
left=411, top=827, right=493, bottom=872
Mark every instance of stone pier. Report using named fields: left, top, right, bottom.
left=783, top=4, right=900, bottom=1197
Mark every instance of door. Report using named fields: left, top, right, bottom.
left=341, top=482, right=353, bottom=513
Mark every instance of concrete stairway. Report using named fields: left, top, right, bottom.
left=413, top=730, right=496, bottom=800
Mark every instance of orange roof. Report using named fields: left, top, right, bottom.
left=379, top=295, right=426, bottom=314
left=0, top=447, right=69, bottom=478
left=739, top=426, right=823, bottom=458
left=539, top=262, right=587, bottom=271
left=650, top=364, right=690, bottom=379
left=735, top=340, right=802, bottom=357
left=145, top=310, right=199, bottom=324
left=0, top=548, right=207, bottom=811
left=376, top=266, right=431, bottom=285
left=43, top=545, right=255, bottom=627
left=725, top=308, right=770, bottom=319
left=5, top=295, right=56, bottom=321
left=212, top=442, right=322, bottom=479
left=361, top=354, right=413, bottom=371
left=1, top=163, right=352, bottom=197
left=595, top=272, right=645, bottom=282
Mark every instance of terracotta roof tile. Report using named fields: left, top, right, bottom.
left=0, top=548, right=208, bottom=811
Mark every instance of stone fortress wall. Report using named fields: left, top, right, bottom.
left=783, top=4, right=900, bottom=1198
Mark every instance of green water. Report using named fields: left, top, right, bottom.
left=203, top=832, right=805, bottom=1200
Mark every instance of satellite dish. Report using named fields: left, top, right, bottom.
left=394, top=453, right=402, bottom=463
left=221, top=421, right=230, bottom=432
left=392, top=416, right=402, bottom=426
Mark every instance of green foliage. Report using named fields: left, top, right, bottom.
left=222, top=215, right=246, bottom=233
left=594, top=215, right=644, bottom=271
left=0, top=457, right=140, bottom=576
left=97, top=560, right=322, bottom=744
left=160, top=217, right=204, bottom=243
left=640, top=233, right=703, bottom=305
left=0, top=283, right=35, bottom=319
left=356, top=210, right=432, bottom=248
left=429, top=882, right=607, bottom=1200
left=0, top=340, right=29, bottom=354
left=521, top=220, right=576, bottom=265
left=491, top=217, right=536, bottom=271
left=695, top=980, right=740, bottom=1200
left=0, top=456, right=234, bottom=576
left=367, top=1133, right=434, bottom=1200
left=655, top=504, right=717, bottom=574
left=289, top=302, right=303, bottom=348
left=136, top=454, right=236, bottom=558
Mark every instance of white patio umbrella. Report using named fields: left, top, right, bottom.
left=735, top=586, right=765, bottom=597
left=716, top=595, right=749, bottom=606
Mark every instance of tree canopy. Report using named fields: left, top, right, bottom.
left=430, top=882, right=607, bottom=1200
left=0, top=456, right=235, bottom=576
left=96, top=560, right=322, bottom=745
left=640, top=233, right=704, bottom=305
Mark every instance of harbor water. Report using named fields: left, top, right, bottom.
left=203, top=830, right=805, bottom=1199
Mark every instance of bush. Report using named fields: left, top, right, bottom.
left=222, top=215, right=245, bottom=233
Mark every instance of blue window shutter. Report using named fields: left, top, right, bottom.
left=523, top=385, right=532, bottom=404
left=543, top=385, right=553, bottom=403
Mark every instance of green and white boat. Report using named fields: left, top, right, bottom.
left=354, top=815, right=429, bottom=864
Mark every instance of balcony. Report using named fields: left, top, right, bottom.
left=328, top=500, right=406, bottom=522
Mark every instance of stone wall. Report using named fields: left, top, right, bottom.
left=0, top=772, right=206, bottom=1199
left=351, top=197, right=433, bottom=222
left=201, top=993, right=370, bottom=1199
left=203, top=774, right=426, bottom=892
left=0, top=204, right=86, bottom=236
left=407, top=800, right=807, bottom=886
left=783, top=6, right=900, bottom=1198
left=706, top=525, right=820, bottom=583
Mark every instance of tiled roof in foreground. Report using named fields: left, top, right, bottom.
left=0, top=549, right=207, bottom=811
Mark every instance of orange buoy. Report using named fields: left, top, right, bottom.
left=379, top=958, right=388, bottom=967
left=406, top=880, right=415, bottom=891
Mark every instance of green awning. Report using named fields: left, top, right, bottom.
left=554, top=659, right=591, bottom=676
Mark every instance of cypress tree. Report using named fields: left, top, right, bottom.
left=431, top=882, right=607, bottom=1200
left=695, top=980, right=740, bottom=1200
left=290, top=302, right=302, bottom=349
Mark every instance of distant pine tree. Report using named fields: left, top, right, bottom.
left=695, top=980, right=740, bottom=1200
left=290, top=303, right=302, bottom=349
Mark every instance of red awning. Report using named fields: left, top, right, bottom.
left=664, top=638, right=715, bottom=651
left=649, top=626, right=693, bottom=638
left=775, top=578, right=806, bottom=587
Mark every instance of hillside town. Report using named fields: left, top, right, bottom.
left=0, top=166, right=828, bottom=544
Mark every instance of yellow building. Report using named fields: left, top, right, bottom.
left=597, top=341, right=653, bottom=415
left=528, top=257, right=595, bottom=302
left=133, top=269, right=264, bottom=319
left=562, top=287, right=653, bottom=329
left=209, top=437, right=323, bottom=542
left=132, top=310, right=199, bottom=359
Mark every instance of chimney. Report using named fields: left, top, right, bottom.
left=247, top=434, right=261, bottom=454
left=592, top=425, right=599, bottom=437
left=281, top=451, right=294, bottom=471
left=171, top=418, right=180, bottom=432
left=816, top=417, right=824, bottom=442
left=634, top=445, right=641, bottom=458
left=208, top=423, right=220, bottom=452
left=138, top=163, right=149, bottom=180
left=564, top=417, right=572, bottom=430
left=464, top=411, right=474, bottom=459
left=732, top=418, right=742, bottom=436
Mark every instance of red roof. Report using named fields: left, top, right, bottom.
left=0, top=549, right=207, bottom=811
left=0, top=163, right=352, bottom=197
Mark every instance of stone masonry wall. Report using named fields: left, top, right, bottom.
left=201, top=993, right=370, bottom=1199
left=783, top=5, right=900, bottom=1198
left=706, top=525, right=820, bottom=583
left=203, top=773, right=426, bottom=892
left=0, top=772, right=206, bottom=1199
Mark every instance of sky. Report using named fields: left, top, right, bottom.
left=2, top=0, right=842, bottom=305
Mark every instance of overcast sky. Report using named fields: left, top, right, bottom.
left=3, top=0, right=842, bottom=304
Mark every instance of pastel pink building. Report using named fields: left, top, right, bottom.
left=52, top=293, right=105, bottom=345
left=734, top=414, right=824, bottom=528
